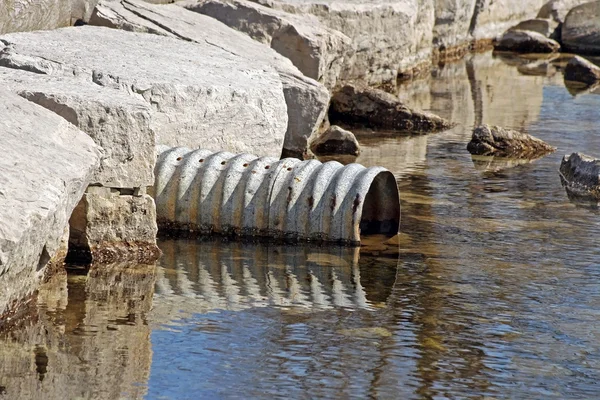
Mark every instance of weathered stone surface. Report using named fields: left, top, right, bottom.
left=467, top=124, right=556, bottom=158
left=0, top=68, right=155, bottom=188
left=469, top=0, right=545, bottom=40
left=495, top=29, right=560, bottom=53
left=0, top=89, right=100, bottom=317
left=69, top=187, right=159, bottom=263
left=562, top=1, right=600, bottom=55
left=311, top=125, right=360, bottom=156
left=564, top=55, right=600, bottom=85
left=432, top=0, right=477, bottom=52
left=182, top=0, right=354, bottom=89
left=559, top=152, right=600, bottom=201
left=537, top=0, right=589, bottom=23
left=89, top=0, right=329, bottom=158
left=509, top=18, right=559, bottom=38
left=329, top=84, right=452, bottom=132
left=0, top=25, right=289, bottom=157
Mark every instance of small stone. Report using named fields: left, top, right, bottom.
left=311, top=125, right=360, bottom=156
left=564, top=56, right=600, bottom=85
left=559, top=152, right=600, bottom=201
left=495, top=30, right=561, bottom=53
left=467, top=124, right=556, bottom=158
left=329, top=83, right=452, bottom=133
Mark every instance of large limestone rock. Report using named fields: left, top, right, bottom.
left=432, top=0, right=477, bottom=54
left=182, top=0, right=354, bottom=89
left=467, top=124, right=556, bottom=158
left=495, top=29, right=560, bottom=53
left=559, top=153, right=600, bottom=201
left=0, top=26, right=289, bottom=157
left=564, top=55, right=600, bottom=85
left=561, top=1, right=600, bottom=55
left=469, top=0, right=545, bottom=40
left=329, top=84, right=452, bottom=132
left=0, top=89, right=100, bottom=318
left=89, top=0, right=330, bottom=158
left=537, top=0, right=590, bottom=24
left=509, top=18, right=559, bottom=38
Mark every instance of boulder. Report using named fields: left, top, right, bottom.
left=495, top=30, right=560, bottom=53
left=537, top=0, right=589, bottom=24
left=467, top=124, right=556, bottom=158
left=0, top=25, right=288, bottom=158
left=564, top=56, right=600, bottom=85
left=469, top=0, right=546, bottom=40
left=88, top=0, right=329, bottom=158
left=0, top=89, right=101, bottom=318
left=509, top=18, right=559, bottom=38
left=561, top=1, right=600, bottom=55
left=181, top=0, right=354, bottom=89
left=559, top=153, right=600, bottom=201
left=330, top=84, right=452, bottom=132
left=310, top=125, right=360, bottom=156
left=433, top=0, right=477, bottom=54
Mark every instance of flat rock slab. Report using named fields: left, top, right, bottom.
left=329, top=84, right=452, bottom=133
left=467, top=124, right=556, bottom=158
left=89, top=0, right=329, bottom=158
left=495, top=29, right=561, bottom=53
left=0, top=25, right=288, bottom=157
left=0, top=88, right=100, bottom=317
left=562, top=1, right=600, bottom=55
left=564, top=55, right=600, bottom=85
left=181, top=0, right=354, bottom=89
left=559, top=152, right=600, bottom=201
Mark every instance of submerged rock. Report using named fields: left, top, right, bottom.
left=311, top=125, right=360, bottom=156
left=495, top=30, right=561, bottom=53
left=564, top=56, right=600, bottom=85
left=561, top=1, right=600, bottom=54
left=559, top=153, right=600, bottom=201
left=467, top=124, right=556, bottom=158
left=329, top=84, right=452, bottom=133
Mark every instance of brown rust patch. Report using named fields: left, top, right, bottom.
left=352, top=194, right=361, bottom=214
left=287, top=186, right=293, bottom=204
left=176, top=157, right=182, bottom=161
left=330, top=195, right=337, bottom=211
left=308, top=196, right=314, bottom=208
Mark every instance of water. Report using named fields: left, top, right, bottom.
left=2, top=51, right=600, bottom=399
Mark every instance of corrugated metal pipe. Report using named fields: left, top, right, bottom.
left=151, top=146, right=400, bottom=245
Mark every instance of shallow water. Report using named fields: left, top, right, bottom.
left=2, top=51, right=600, bottom=399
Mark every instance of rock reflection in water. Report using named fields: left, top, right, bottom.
left=152, top=239, right=400, bottom=323
left=0, top=263, right=155, bottom=399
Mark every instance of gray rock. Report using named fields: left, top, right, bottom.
left=181, top=0, right=354, bottom=89
left=433, top=0, right=477, bottom=52
left=564, top=55, right=600, bottom=85
left=89, top=0, right=329, bottom=158
left=0, top=25, right=289, bottom=158
left=509, top=18, right=559, bottom=38
left=329, top=84, right=452, bottom=132
left=559, top=152, right=600, bottom=201
left=467, top=124, right=556, bottom=158
left=69, top=186, right=159, bottom=263
left=0, top=68, right=155, bottom=188
left=495, top=29, right=561, bottom=53
left=537, top=0, right=589, bottom=24
left=469, top=0, right=546, bottom=41
left=0, top=88, right=100, bottom=317
left=311, top=125, right=360, bottom=156
left=562, top=1, right=600, bottom=55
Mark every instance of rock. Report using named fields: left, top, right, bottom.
left=88, top=0, right=329, bottom=158
left=561, top=1, right=600, bottom=55
left=0, top=25, right=288, bottom=158
left=509, top=18, right=559, bottom=38
left=0, top=89, right=101, bottom=318
left=181, top=0, right=354, bottom=89
left=311, top=125, right=360, bottom=156
left=469, top=0, right=546, bottom=40
left=69, top=186, right=159, bottom=263
left=564, top=56, right=600, bottom=85
left=467, top=124, right=556, bottom=158
left=537, top=0, right=589, bottom=24
left=559, top=152, right=600, bottom=201
left=495, top=29, right=560, bottom=53
left=329, top=84, right=452, bottom=132
left=0, top=68, right=155, bottom=188
left=433, top=0, right=477, bottom=54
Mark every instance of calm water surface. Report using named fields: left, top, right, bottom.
left=1, top=51, right=600, bottom=399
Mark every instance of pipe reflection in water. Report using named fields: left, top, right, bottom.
left=0, top=263, right=156, bottom=399
left=151, top=238, right=399, bottom=323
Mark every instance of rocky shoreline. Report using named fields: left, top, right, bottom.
left=1, top=0, right=599, bottom=320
